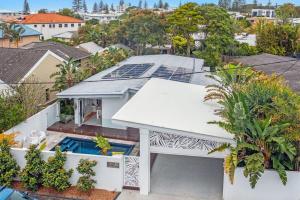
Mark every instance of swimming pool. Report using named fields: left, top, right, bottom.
left=52, top=137, right=134, bottom=156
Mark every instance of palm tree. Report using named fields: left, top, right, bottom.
left=50, top=58, right=80, bottom=91
left=0, top=23, right=25, bottom=48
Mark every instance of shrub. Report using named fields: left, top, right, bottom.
left=20, top=145, right=45, bottom=191
left=0, top=139, right=20, bottom=187
left=42, top=147, right=73, bottom=191
left=76, top=159, right=97, bottom=192
left=93, top=136, right=111, bottom=155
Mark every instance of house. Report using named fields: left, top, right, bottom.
left=112, top=78, right=233, bottom=198
left=76, top=41, right=104, bottom=55
left=233, top=53, right=300, bottom=92
left=251, top=9, right=275, bottom=18
left=50, top=55, right=213, bottom=135
left=0, top=48, right=64, bottom=102
left=52, top=31, right=77, bottom=42
left=235, top=33, right=256, bottom=46
left=22, top=41, right=91, bottom=65
left=0, top=24, right=41, bottom=48
left=20, top=13, right=84, bottom=40
left=81, top=13, right=123, bottom=23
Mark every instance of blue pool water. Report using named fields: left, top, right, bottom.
left=51, top=137, right=134, bottom=156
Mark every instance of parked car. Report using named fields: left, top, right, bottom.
left=0, top=186, right=37, bottom=200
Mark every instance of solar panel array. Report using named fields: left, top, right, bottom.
left=151, top=65, right=193, bottom=83
left=103, top=63, right=153, bottom=79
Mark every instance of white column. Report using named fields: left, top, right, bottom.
left=56, top=101, right=60, bottom=121
left=74, top=98, right=81, bottom=125
left=139, top=129, right=150, bottom=195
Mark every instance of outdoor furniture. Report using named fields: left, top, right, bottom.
left=60, top=114, right=73, bottom=124
left=27, top=130, right=46, bottom=145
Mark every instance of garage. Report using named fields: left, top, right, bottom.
left=151, top=154, right=224, bottom=200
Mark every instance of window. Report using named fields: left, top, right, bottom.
left=59, top=24, right=62, bottom=28
left=52, top=24, right=55, bottom=28
left=45, top=89, right=50, bottom=102
left=42, top=24, right=45, bottom=27
left=64, top=24, right=68, bottom=27
left=71, top=24, right=74, bottom=27
left=78, top=23, right=81, bottom=27
left=49, top=24, right=52, bottom=28
left=34, top=24, right=37, bottom=28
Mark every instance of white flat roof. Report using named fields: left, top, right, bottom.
left=112, top=78, right=233, bottom=142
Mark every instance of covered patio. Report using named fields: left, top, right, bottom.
left=113, top=78, right=234, bottom=197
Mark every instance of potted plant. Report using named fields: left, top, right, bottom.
left=93, top=135, right=111, bottom=155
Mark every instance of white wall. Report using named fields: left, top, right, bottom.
left=11, top=148, right=124, bottom=191
left=223, top=167, right=300, bottom=200
left=27, top=23, right=83, bottom=40
left=102, top=95, right=128, bottom=129
left=5, top=103, right=59, bottom=141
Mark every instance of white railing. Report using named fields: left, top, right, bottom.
left=123, top=155, right=140, bottom=188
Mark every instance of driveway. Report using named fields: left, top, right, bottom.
left=118, top=154, right=224, bottom=200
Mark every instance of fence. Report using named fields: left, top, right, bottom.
left=11, top=148, right=124, bottom=192
left=6, top=103, right=59, bottom=141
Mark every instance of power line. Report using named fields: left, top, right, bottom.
left=0, top=58, right=298, bottom=86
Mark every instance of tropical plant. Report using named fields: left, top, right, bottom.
left=0, top=23, right=25, bottom=47
left=50, top=58, right=81, bottom=91
left=20, top=145, right=45, bottom=191
left=42, top=147, right=73, bottom=191
left=76, top=159, right=97, bottom=192
left=93, top=135, right=111, bottom=155
left=206, top=64, right=300, bottom=188
left=0, top=138, right=20, bottom=187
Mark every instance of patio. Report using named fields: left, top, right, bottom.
left=47, top=120, right=140, bottom=142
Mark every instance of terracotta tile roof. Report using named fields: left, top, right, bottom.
left=21, top=13, right=83, bottom=24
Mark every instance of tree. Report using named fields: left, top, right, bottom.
left=0, top=23, right=25, bottom=48
left=256, top=19, right=299, bottom=56
left=38, top=9, right=48, bottom=13
left=110, top=4, right=115, bottom=12
left=99, top=0, right=104, bottom=12
left=144, top=0, right=148, bottom=9
left=119, top=0, right=125, bottom=7
left=93, top=136, right=111, bottom=155
left=20, top=145, right=45, bottom=191
left=163, top=2, right=169, bottom=10
left=76, top=159, right=97, bottom=192
left=83, top=0, right=88, bottom=13
left=138, top=0, right=142, bottom=9
left=104, top=3, right=109, bottom=14
left=23, top=0, right=30, bottom=14
left=93, top=2, right=99, bottom=13
left=218, top=0, right=231, bottom=9
left=58, top=8, right=82, bottom=19
left=276, top=3, right=297, bottom=24
left=50, top=58, right=81, bottom=91
left=72, top=0, right=83, bottom=12
left=206, top=64, right=300, bottom=188
left=0, top=138, right=19, bottom=187
left=153, top=3, right=158, bottom=9
left=167, top=3, right=203, bottom=56
left=158, top=0, right=164, bottom=8
left=43, top=147, right=73, bottom=191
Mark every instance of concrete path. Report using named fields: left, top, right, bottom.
left=118, top=154, right=224, bottom=200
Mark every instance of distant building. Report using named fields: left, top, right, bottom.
left=251, top=9, right=275, bottom=18
left=0, top=9, right=23, bottom=17
left=0, top=24, right=41, bottom=48
left=20, top=13, right=84, bottom=40
left=52, top=31, right=77, bottom=42
left=228, top=11, right=245, bottom=20
left=81, top=13, right=122, bottom=23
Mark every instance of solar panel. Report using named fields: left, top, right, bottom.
left=151, top=66, right=193, bottom=83
left=170, top=67, right=193, bottom=83
left=103, top=63, right=153, bottom=79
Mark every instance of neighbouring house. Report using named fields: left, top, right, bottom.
left=22, top=41, right=91, bottom=65
left=234, top=33, right=256, bottom=46
left=81, top=12, right=123, bottom=23
left=233, top=53, right=300, bottom=92
left=76, top=41, right=104, bottom=55
left=19, top=13, right=84, bottom=40
left=251, top=9, right=275, bottom=18
left=0, top=24, right=41, bottom=48
left=50, top=54, right=212, bottom=135
left=0, top=47, right=64, bottom=102
left=52, top=31, right=77, bottom=43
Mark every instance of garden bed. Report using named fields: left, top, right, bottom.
left=13, top=181, right=119, bottom=200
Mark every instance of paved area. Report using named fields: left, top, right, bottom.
left=118, top=154, right=224, bottom=200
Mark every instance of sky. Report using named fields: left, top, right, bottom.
left=0, top=0, right=299, bottom=12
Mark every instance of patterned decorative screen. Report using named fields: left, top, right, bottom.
left=123, top=156, right=140, bottom=188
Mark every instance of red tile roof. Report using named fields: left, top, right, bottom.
left=21, top=13, right=83, bottom=24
